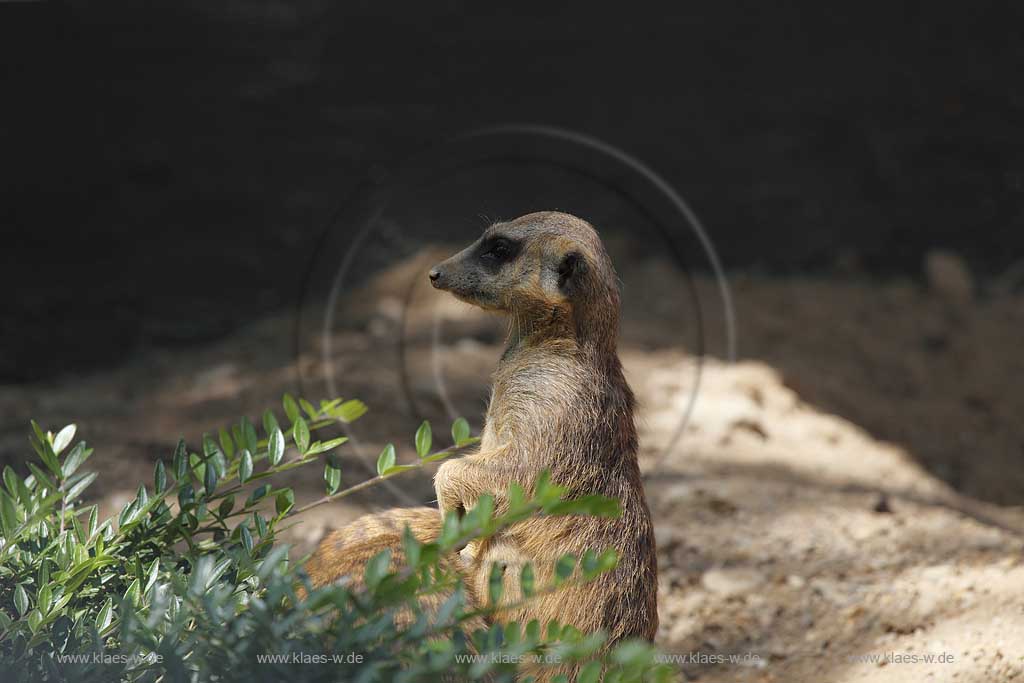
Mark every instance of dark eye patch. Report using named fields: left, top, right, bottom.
left=478, top=235, right=520, bottom=265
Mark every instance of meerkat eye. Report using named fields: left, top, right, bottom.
left=480, top=237, right=517, bottom=263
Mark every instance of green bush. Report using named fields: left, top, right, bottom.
left=0, top=396, right=672, bottom=682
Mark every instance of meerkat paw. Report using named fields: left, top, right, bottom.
left=434, top=460, right=468, bottom=518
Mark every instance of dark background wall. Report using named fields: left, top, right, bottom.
left=3, top=0, right=1022, bottom=382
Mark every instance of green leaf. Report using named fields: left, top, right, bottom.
left=239, top=524, right=253, bottom=553
left=581, top=549, right=600, bottom=578
left=13, top=584, right=28, bottom=616
left=37, top=564, right=51, bottom=595
left=324, top=463, right=341, bottom=495
left=218, top=495, right=235, bottom=518
left=471, top=494, right=494, bottom=527
left=262, top=410, right=280, bottom=438
left=597, top=548, right=619, bottom=573
left=546, top=494, right=621, bottom=518
left=415, top=421, right=432, bottom=458
left=335, top=399, right=368, bottom=423
left=300, top=398, right=318, bottom=420
left=421, top=450, right=457, bottom=464
left=145, top=559, right=160, bottom=593
left=555, top=554, right=576, bottom=584
left=435, top=587, right=464, bottom=627
left=212, top=453, right=227, bottom=479
left=283, top=394, right=300, bottom=423
left=231, top=424, right=245, bottom=453
left=503, top=622, right=522, bottom=647
left=451, top=417, right=471, bottom=446
left=2, top=466, right=17, bottom=498
left=64, top=472, right=97, bottom=503
left=401, top=525, right=421, bottom=567
left=488, top=562, right=504, bottom=605
left=253, top=512, right=267, bottom=537
left=0, top=490, right=18, bottom=536
left=119, top=498, right=139, bottom=527
left=154, top=460, right=167, bottom=493
left=135, top=484, right=148, bottom=508
left=381, top=464, right=418, bottom=476
left=26, top=462, right=56, bottom=492
left=52, top=424, right=76, bottom=455
left=26, top=609, right=42, bottom=634
left=241, top=416, right=259, bottom=453
left=12, top=475, right=32, bottom=509
left=525, top=619, right=541, bottom=641
left=218, top=427, right=235, bottom=459
left=292, top=417, right=310, bottom=454
left=364, top=549, right=391, bottom=590
left=257, top=545, right=289, bottom=582
left=304, top=437, right=348, bottom=455
left=275, top=489, right=294, bottom=516
left=31, top=421, right=61, bottom=477
left=520, top=564, right=535, bottom=598
left=204, top=460, right=219, bottom=494
left=123, top=578, right=141, bottom=607
left=268, top=428, right=285, bottom=466
left=247, top=484, right=270, bottom=506
left=2, top=467, right=31, bottom=510
left=611, top=640, right=655, bottom=667
left=578, top=661, right=602, bottom=683
left=203, top=433, right=222, bottom=461
left=376, top=444, right=396, bottom=476
left=95, top=598, right=113, bottom=631
left=178, top=484, right=195, bottom=508
left=36, top=584, right=52, bottom=615
left=507, top=482, right=527, bottom=512
left=239, top=449, right=253, bottom=483
left=439, top=511, right=460, bottom=548
left=173, top=439, right=188, bottom=480
left=60, top=443, right=90, bottom=478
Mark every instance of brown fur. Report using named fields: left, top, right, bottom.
left=305, top=212, right=658, bottom=681
left=302, top=507, right=485, bottom=631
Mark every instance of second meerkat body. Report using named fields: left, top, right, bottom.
left=429, top=211, right=657, bottom=646
left=306, top=212, right=657, bottom=676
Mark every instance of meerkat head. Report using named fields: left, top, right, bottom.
left=429, top=211, right=620, bottom=348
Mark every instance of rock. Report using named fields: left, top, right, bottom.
left=654, top=523, right=682, bottom=547
left=786, top=574, right=807, bottom=589
left=925, top=249, right=974, bottom=304
left=873, top=493, right=893, bottom=514
left=701, top=567, right=763, bottom=596
left=666, top=616, right=700, bottom=642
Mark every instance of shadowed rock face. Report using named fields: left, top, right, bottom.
left=4, top=1, right=1023, bottom=382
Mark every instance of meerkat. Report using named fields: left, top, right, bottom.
left=429, top=212, right=657, bottom=637
left=306, top=212, right=657, bottom=678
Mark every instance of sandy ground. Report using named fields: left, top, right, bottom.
left=2, top=251, right=1022, bottom=682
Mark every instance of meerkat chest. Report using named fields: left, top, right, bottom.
left=485, top=350, right=593, bottom=439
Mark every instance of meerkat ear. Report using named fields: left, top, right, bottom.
left=557, top=251, right=587, bottom=294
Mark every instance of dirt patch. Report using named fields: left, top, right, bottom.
left=2, top=252, right=1022, bottom=682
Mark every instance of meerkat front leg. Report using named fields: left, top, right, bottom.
left=434, top=447, right=535, bottom=521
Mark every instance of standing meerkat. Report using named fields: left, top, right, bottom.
left=305, top=212, right=657, bottom=676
